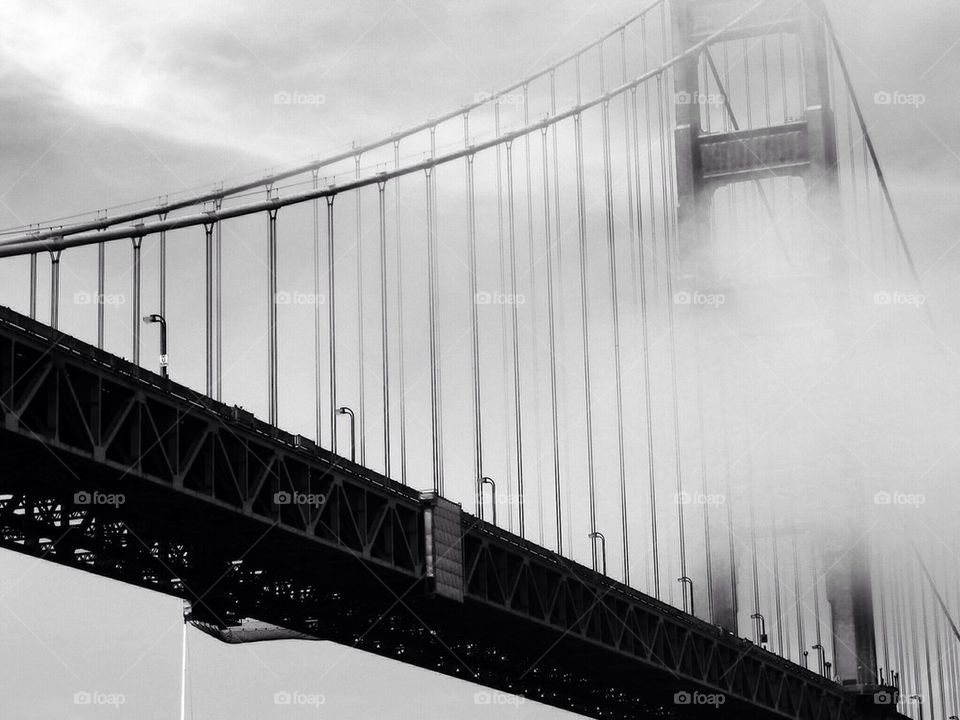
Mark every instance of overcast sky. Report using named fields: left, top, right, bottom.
left=1, top=1, right=959, bottom=718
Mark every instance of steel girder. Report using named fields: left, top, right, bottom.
left=0, top=305, right=870, bottom=720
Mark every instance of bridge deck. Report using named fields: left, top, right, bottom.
left=0, top=305, right=880, bottom=719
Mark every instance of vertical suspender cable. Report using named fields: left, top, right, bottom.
left=29, top=253, right=37, bottom=319
left=743, top=39, right=754, bottom=130
left=909, top=538, right=960, bottom=643
left=891, top=558, right=907, bottom=696
left=661, top=4, right=684, bottom=598
left=50, top=250, right=61, bottom=329
left=658, top=67, right=689, bottom=606
left=550, top=72, right=562, bottom=269
left=313, top=172, right=322, bottom=443
left=132, top=236, right=142, bottom=365
left=430, top=129, right=443, bottom=492
left=97, top=239, right=105, bottom=348
left=695, top=316, right=713, bottom=620
left=204, top=222, right=214, bottom=397
left=845, top=93, right=862, bottom=262
left=550, top=70, right=571, bottom=551
left=505, top=140, right=525, bottom=537
left=159, top=212, right=167, bottom=321
left=355, top=155, right=366, bottom=465
left=932, top=579, right=947, bottom=720
left=267, top=208, right=279, bottom=426
left=523, top=84, right=543, bottom=544
left=947, top=547, right=960, bottom=713
left=949, top=544, right=960, bottom=708
left=465, top=120, right=483, bottom=514
left=719, top=361, right=738, bottom=632
left=394, top=142, right=408, bottom=484
left=377, top=179, right=391, bottom=478
left=890, top=553, right=906, bottom=689
left=661, top=7, right=680, bottom=270
left=540, top=126, right=563, bottom=554
left=495, top=105, right=513, bottom=533
left=778, top=33, right=789, bottom=123
left=772, top=507, right=784, bottom=655
left=761, top=36, right=771, bottom=127
left=574, top=110, right=598, bottom=569
left=641, top=17, right=660, bottom=292
left=825, top=15, right=924, bottom=295
left=863, top=140, right=877, bottom=274
left=906, top=558, right=923, bottom=700
left=599, top=44, right=630, bottom=585
left=621, top=29, right=641, bottom=308
left=425, top=164, right=443, bottom=495
left=792, top=534, right=805, bottom=664
left=747, top=455, right=760, bottom=635
left=920, top=575, right=936, bottom=718
left=215, top=198, right=223, bottom=400
left=631, top=80, right=660, bottom=599
left=701, top=51, right=711, bottom=135
left=574, top=54, right=597, bottom=570
left=704, top=50, right=789, bottom=262
left=875, top=545, right=891, bottom=680
left=327, top=196, right=338, bottom=453
left=812, top=548, right=825, bottom=674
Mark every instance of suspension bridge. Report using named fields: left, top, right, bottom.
left=0, top=0, right=956, bottom=718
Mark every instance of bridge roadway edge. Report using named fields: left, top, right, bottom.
left=0, top=305, right=899, bottom=720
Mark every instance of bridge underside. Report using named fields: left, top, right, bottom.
left=0, top=306, right=890, bottom=720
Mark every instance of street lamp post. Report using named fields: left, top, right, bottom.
left=588, top=532, right=607, bottom=576
left=142, top=314, right=168, bottom=378
left=751, top=613, right=768, bottom=647
left=910, top=696, right=923, bottom=720
left=677, top=576, right=695, bottom=617
left=479, top=476, right=497, bottom=526
left=336, top=407, right=356, bottom=462
left=812, top=643, right=827, bottom=676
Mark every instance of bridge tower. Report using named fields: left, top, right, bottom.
left=671, top=0, right=880, bottom=694
left=671, top=0, right=842, bottom=285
